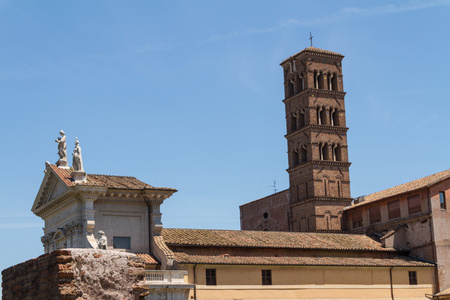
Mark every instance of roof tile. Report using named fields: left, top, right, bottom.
left=348, top=169, right=450, bottom=209
left=173, top=252, right=433, bottom=267
left=162, top=228, right=393, bottom=252
left=49, top=164, right=175, bottom=191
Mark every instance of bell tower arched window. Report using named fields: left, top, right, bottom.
left=298, top=74, right=304, bottom=92
left=314, top=70, right=319, bottom=89
left=292, top=149, right=299, bottom=167
left=317, top=106, right=323, bottom=125
left=332, top=73, right=338, bottom=91
left=328, top=72, right=334, bottom=90
left=300, top=145, right=307, bottom=163
left=318, top=72, right=324, bottom=89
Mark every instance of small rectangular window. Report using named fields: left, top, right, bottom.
left=409, top=271, right=417, bottom=285
left=440, top=192, right=446, bottom=210
left=113, top=237, right=131, bottom=250
left=262, top=270, right=272, bottom=285
left=369, top=206, right=381, bottom=224
left=388, top=200, right=401, bottom=219
left=352, top=210, right=363, bottom=228
left=206, top=269, right=216, bottom=286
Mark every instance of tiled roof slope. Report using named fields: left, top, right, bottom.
left=136, top=253, right=159, bottom=265
left=348, top=169, right=450, bottom=209
left=50, top=164, right=175, bottom=191
left=173, top=252, right=433, bottom=267
left=162, top=228, right=393, bottom=252
left=281, top=47, right=343, bottom=64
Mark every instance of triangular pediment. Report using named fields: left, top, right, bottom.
left=32, top=166, right=71, bottom=213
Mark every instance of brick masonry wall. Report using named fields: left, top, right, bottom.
left=2, top=249, right=149, bottom=300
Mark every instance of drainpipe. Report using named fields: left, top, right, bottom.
left=193, top=264, right=197, bottom=300
left=390, top=267, right=394, bottom=300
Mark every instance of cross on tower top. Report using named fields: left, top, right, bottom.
left=309, top=32, right=313, bottom=47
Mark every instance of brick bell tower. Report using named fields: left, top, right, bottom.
left=280, top=47, right=352, bottom=232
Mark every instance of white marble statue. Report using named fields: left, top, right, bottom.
left=97, top=230, right=107, bottom=250
left=72, top=138, right=84, bottom=172
left=55, top=130, right=67, bottom=160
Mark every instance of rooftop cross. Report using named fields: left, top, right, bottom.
left=309, top=32, right=313, bottom=47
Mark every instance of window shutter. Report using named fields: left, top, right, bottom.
left=408, top=194, right=421, bottom=214
left=352, top=210, right=363, bottom=228
left=369, top=206, right=381, bottom=224
left=388, top=200, right=400, bottom=219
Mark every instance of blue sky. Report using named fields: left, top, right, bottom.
left=1, top=0, right=450, bottom=282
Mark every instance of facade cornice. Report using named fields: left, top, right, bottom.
left=280, top=48, right=344, bottom=65
left=33, top=191, right=73, bottom=217
left=287, top=161, right=351, bottom=173
left=285, top=125, right=349, bottom=139
left=291, top=197, right=353, bottom=207
left=283, top=89, right=346, bottom=104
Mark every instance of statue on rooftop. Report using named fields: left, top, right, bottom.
left=55, top=130, right=68, bottom=168
left=97, top=230, right=107, bottom=250
left=72, top=138, right=84, bottom=172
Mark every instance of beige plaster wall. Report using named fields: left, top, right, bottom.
left=181, top=264, right=434, bottom=299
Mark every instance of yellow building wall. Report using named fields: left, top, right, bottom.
left=180, top=265, right=434, bottom=300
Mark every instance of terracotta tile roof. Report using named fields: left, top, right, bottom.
left=348, top=169, right=450, bottom=209
left=281, top=47, right=343, bottom=64
left=49, top=164, right=175, bottom=191
left=162, top=228, right=394, bottom=252
left=172, top=252, right=433, bottom=267
left=136, top=253, right=159, bottom=265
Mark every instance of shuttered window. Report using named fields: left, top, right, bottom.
left=369, top=206, right=381, bottom=224
left=352, top=210, right=363, bottom=228
left=408, top=194, right=421, bottom=214
left=388, top=200, right=400, bottom=219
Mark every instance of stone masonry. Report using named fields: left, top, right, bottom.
left=1, top=249, right=149, bottom=300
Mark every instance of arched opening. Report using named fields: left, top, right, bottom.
left=332, top=73, right=339, bottom=91
left=290, top=114, right=297, bottom=133
left=324, top=211, right=332, bottom=230
left=336, top=145, right=343, bottom=161
left=323, top=143, right=331, bottom=160
left=320, top=108, right=328, bottom=125
left=287, top=81, right=294, bottom=97
left=298, top=75, right=304, bottom=92
left=314, top=70, right=319, bottom=89
left=292, top=150, right=299, bottom=167
left=336, top=177, right=343, bottom=197
left=323, top=177, right=329, bottom=197
left=300, top=146, right=307, bottom=163
left=318, top=71, right=324, bottom=89
left=328, top=72, right=334, bottom=90
left=299, top=111, right=306, bottom=128
left=317, top=106, right=322, bottom=124
left=332, top=109, right=340, bottom=126
left=332, top=144, right=338, bottom=161
left=319, top=143, right=325, bottom=160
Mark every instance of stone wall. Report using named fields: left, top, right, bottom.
left=2, top=249, right=149, bottom=300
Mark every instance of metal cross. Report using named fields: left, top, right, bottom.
left=309, top=32, right=313, bottom=47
